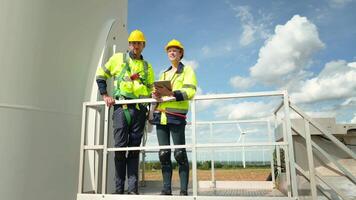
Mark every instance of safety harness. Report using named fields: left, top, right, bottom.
left=156, top=108, right=187, bottom=119
left=115, top=53, right=149, bottom=125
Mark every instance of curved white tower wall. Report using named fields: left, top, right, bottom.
left=0, top=0, right=128, bottom=200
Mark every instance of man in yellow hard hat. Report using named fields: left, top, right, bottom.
left=152, top=39, right=197, bottom=196
left=96, top=29, right=154, bottom=195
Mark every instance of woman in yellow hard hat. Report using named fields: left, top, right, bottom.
left=152, top=39, right=197, bottom=196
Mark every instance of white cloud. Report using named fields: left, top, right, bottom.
left=348, top=62, right=356, bottom=69
left=229, top=5, right=271, bottom=46
left=196, top=99, right=217, bottom=112
left=214, top=101, right=275, bottom=120
left=250, top=15, right=325, bottom=84
left=281, top=70, right=313, bottom=92
left=182, top=58, right=199, bottom=70
left=230, top=75, right=255, bottom=90
left=240, top=24, right=256, bottom=46
left=199, top=4, right=271, bottom=57
left=194, top=88, right=219, bottom=111
left=351, top=114, right=356, bottom=123
left=236, top=6, right=256, bottom=46
left=291, top=60, right=356, bottom=103
left=341, top=97, right=356, bottom=106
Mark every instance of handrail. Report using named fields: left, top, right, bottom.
left=194, top=90, right=285, bottom=100
left=85, top=96, right=175, bottom=107
left=311, top=140, right=356, bottom=184
left=303, top=119, right=318, bottom=199
left=294, top=164, right=350, bottom=200
left=289, top=103, right=356, bottom=200
left=314, top=171, right=351, bottom=200
left=85, top=90, right=285, bottom=107
left=295, top=164, right=332, bottom=200
left=273, top=101, right=284, bottom=115
left=105, top=142, right=288, bottom=152
left=290, top=103, right=356, bottom=159
left=187, top=119, right=270, bottom=125
left=282, top=91, right=299, bottom=197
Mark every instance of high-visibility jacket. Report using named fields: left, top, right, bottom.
left=96, top=52, right=154, bottom=99
left=153, top=62, right=197, bottom=125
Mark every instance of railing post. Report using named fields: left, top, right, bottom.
left=140, top=128, right=147, bottom=186
left=283, top=145, right=292, bottom=197
left=280, top=116, right=292, bottom=197
left=101, top=105, right=109, bottom=194
left=276, top=146, right=281, bottom=176
left=78, top=103, right=87, bottom=193
left=267, top=119, right=276, bottom=185
left=191, top=99, right=198, bottom=196
left=94, top=107, right=100, bottom=193
left=283, top=91, right=299, bottom=198
left=274, top=113, right=282, bottom=177
left=304, top=119, right=318, bottom=199
left=209, top=122, right=216, bottom=188
left=242, top=133, right=246, bottom=168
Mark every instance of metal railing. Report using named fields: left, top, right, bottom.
left=77, top=90, right=299, bottom=200
left=289, top=103, right=355, bottom=200
left=140, top=119, right=276, bottom=188
left=274, top=101, right=356, bottom=200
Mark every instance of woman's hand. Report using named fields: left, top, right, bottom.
left=155, top=86, right=173, bottom=97
left=152, top=88, right=162, bottom=101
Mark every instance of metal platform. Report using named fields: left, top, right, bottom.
left=77, top=179, right=290, bottom=199
left=140, top=180, right=284, bottom=196
left=78, top=92, right=356, bottom=200
left=77, top=194, right=295, bottom=200
left=78, top=190, right=288, bottom=200
left=77, top=180, right=289, bottom=200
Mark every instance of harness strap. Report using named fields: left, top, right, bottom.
left=122, top=104, right=132, bottom=126
left=142, top=60, right=148, bottom=85
left=156, top=108, right=187, bottom=119
left=116, top=53, right=148, bottom=125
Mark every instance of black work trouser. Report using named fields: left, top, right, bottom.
left=112, top=104, right=147, bottom=193
left=156, top=124, right=189, bottom=192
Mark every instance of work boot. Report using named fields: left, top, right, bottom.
left=127, top=191, right=139, bottom=195
left=160, top=189, right=172, bottom=195
left=180, top=190, right=188, bottom=196
left=112, top=190, right=124, bottom=194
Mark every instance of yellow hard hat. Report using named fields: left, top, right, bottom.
left=128, top=29, right=146, bottom=42
left=165, top=39, right=184, bottom=51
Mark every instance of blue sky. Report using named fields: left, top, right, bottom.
left=128, top=0, right=356, bottom=124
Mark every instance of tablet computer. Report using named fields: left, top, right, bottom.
left=154, top=80, right=172, bottom=91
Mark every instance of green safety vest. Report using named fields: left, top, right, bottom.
left=96, top=53, right=154, bottom=125
left=96, top=53, right=154, bottom=99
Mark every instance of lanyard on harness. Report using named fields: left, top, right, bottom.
left=122, top=104, right=132, bottom=126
